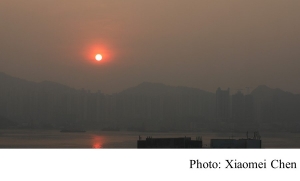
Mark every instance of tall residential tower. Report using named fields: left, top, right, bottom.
left=216, top=88, right=230, bottom=122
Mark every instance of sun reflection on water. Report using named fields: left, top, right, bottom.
left=92, top=135, right=104, bottom=148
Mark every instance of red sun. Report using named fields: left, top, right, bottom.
left=82, top=43, right=113, bottom=64
left=95, top=54, right=102, bottom=61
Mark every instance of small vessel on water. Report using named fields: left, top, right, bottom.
left=60, top=128, right=86, bottom=133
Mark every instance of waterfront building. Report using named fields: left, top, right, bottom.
left=137, top=137, right=202, bottom=148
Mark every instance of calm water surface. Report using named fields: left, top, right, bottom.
left=1, top=129, right=300, bottom=148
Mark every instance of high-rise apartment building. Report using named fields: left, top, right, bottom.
left=216, top=88, right=230, bottom=122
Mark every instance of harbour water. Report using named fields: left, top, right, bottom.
left=1, top=129, right=300, bottom=148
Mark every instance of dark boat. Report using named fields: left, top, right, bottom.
left=60, top=128, right=86, bottom=133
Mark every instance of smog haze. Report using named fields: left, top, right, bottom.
left=1, top=0, right=300, bottom=94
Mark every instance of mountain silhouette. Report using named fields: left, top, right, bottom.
left=251, top=85, right=296, bottom=98
left=119, top=81, right=214, bottom=97
left=251, top=85, right=300, bottom=131
left=0, top=72, right=76, bottom=94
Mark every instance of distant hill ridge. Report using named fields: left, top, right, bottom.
left=251, top=85, right=296, bottom=96
left=0, top=72, right=76, bottom=93
left=0, top=71, right=299, bottom=96
left=119, top=82, right=214, bottom=96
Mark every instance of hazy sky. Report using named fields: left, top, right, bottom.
left=1, top=0, right=300, bottom=94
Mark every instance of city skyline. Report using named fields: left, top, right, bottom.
left=1, top=71, right=299, bottom=134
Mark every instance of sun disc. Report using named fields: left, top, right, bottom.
left=95, top=54, right=102, bottom=61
